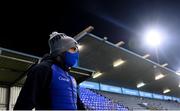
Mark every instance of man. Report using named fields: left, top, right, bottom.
left=14, top=32, right=84, bottom=110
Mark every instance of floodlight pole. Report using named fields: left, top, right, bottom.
left=155, top=47, right=160, bottom=64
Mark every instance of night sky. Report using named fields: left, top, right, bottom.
left=1, top=0, right=180, bottom=71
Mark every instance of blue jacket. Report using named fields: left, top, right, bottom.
left=14, top=59, right=84, bottom=110
left=50, top=64, right=77, bottom=109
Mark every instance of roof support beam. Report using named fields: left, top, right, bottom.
left=74, top=26, right=94, bottom=41
left=10, top=61, right=38, bottom=86
left=0, top=55, right=34, bottom=64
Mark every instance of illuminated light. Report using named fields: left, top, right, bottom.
left=77, top=44, right=83, bottom=51
left=115, top=41, right=125, bottom=47
left=144, top=29, right=162, bottom=47
left=137, top=82, right=146, bottom=88
left=176, top=71, right=180, bottom=76
left=155, top=73, right=165, bottom=80
left=179, top=83, right=180, bottom=88
left=113, top=59, right=125, bottom=67
left=161, top=63, right=168, bottom=67
left=142, top=54, right=150, bottom=59
left=93, top=72, right=102, bottom=78
left=163, top=89, right=170, bottom=94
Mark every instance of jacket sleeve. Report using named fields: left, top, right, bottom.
left=13, top=64, right=51, bottom=110
left=77, top=92, right=85, bottom=110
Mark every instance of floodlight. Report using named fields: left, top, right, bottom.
left=155, top=73, right=165, bottom=80
left=113, top=59, right=125, bottom=67
left=137, top=82, right=146, bottom=88
left=77, top=44, right=83, bottom=51
left=163, top=89, right=170, bottom=94
left=144, top=29, right=162, bottom=47
left=92, top=72, right=102, bottom=78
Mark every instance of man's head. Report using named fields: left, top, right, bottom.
left=48, top=32, right=79, bottom=67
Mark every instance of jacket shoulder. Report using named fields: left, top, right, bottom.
left=27, top=61, right=52, bottom=77
left=32, top=61, right=52, bottom=71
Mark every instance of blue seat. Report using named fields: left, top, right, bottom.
left=79, top=87, right=129, bottom=110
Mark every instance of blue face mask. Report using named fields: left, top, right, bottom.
left=64, top=51, right=79, bottom=67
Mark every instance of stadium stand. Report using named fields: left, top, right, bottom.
left=96, top=89, right=180, bottom=110
left=79, top=87, right=128, bottom=110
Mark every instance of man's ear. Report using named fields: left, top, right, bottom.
left=55, top=53, right=65, bottom=62
left=55, top=55, right=62, bottom=62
